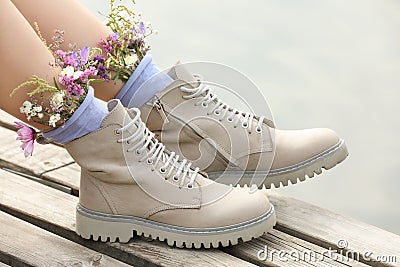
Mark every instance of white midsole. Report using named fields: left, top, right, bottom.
left=75, top=204, right=276, bottom=248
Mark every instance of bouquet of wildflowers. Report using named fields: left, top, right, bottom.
left=11, top=26, right=108, bottom=156
left=11, top=0, right=156, bottom=157
left=99, top=0, right=156, bottom=83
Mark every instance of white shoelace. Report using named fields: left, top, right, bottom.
left=180, top=77, right=265, bottom=134
left=116, top=108, right=199, bottom=189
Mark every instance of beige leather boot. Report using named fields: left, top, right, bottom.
left=140, top=64, right=348, bottom=188
left=65, top=100, right=276, bottom=248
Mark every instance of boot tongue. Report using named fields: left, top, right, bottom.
left=101, top=100, right=138, bottom=134
left=100, top=100, right=127, bottom=128
left=167, top=61, right=200, bottom=88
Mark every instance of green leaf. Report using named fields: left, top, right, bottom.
left=53, top=77, right=60, bottom=90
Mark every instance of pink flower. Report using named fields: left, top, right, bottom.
left=58, top=75, right=70, bottom=86
left=64, top=55, right=78, bottom=67
left=66, top=83, right=84, bottom=97
left=14, top=121, right=36, bottom=157
left=55, top=49, right=67, bottom=58
left=79, top=67, right=98, bottom=83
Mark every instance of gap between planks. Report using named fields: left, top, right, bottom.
left=0, top=211, right=131, bottom=267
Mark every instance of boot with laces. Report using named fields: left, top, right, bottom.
left=65, top=99, right=276, bottom=248
left=140, top=64, right=349, bottom=188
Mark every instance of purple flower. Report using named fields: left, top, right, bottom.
left=93, top=55, right=104, bottom=63
left=80, top=47, right=90, bottom=64
left=71, top=51, right=78, bottom=61
left=111, top=32, right=120, bottom=41
left=132, top=22, right=146, bottom=39
left=99, top=33, right=123, bottom=54
left=99, top=40, right=113, bottom=54
left=138, top=22, right=146, bottom=35
left=14, top=121, right=36, bottom=157
left=97, top=65, right=106, bottom=75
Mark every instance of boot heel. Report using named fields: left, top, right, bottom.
left=76, top=205, right=133, bottom=243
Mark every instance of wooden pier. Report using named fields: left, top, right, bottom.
left=0, top=111, right=399, bottom=267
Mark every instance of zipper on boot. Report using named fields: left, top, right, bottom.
left=153, top=101, right=233, bottom=167
left=153, top=98, right=169, bottom=123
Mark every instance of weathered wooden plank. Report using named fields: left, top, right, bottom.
left=42, top=162, right=80, bottom=193
left=0, top=211, right=130, bottom=267
left=40, top=165, right=400, bottom=266
left=0, top=168, right=256, bottom=267
left=0, top=127, right=73, bottom=177
left=0, top=125, right=80, bottom=192
left=268, top=191, right=400, bottom=267
left=0, top=110, right=17, bottom=131
left=223, top=229, right=369, bottom=267
left=0, top=168, right=371, bottom=267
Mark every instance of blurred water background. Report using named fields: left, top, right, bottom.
left=81, top=0, right=400, bottom=234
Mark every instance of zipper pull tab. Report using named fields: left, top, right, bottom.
left=153, top=99, right=169, bottom=123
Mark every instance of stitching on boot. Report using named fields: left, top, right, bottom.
left=85, top=171, right=118, bottom=214
left=144, top=202, right=200, bottom=218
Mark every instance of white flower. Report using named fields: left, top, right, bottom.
left=20, top=101, right=33, bottom=114
left=33, top=105, right=42, bottom=113
left=49, top=114, right=61, bottom=128
left=22, top=100, right=32, bottom=109
left=73, top=71, right=83, bottom=80
left=37, top=113, right=44, bottom=119
left=60, top=66, right=75, bottom=77
left=124, top=54, right=138, bottom=67
left=50, top=92, right=65, bottom=110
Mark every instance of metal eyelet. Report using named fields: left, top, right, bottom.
left=160, top=167, right=166, bottom=173
left=115, top=129, right=121, bottom=135
left=214, top=110, right=221, bottom=115
left=173, top=175, right=179, bottom=181
left=147, top=158, right=153, bottom=165
left=187, top=184, right=194, bottom=189
left=227, top=117, right=233, bottom=122
left=136, top=150, right=141, bottom=155
left=242, top=122, right=249, bottom=128
left=256, top=127, right=262, bottom=133
left=201, top=102, right=208, bottom=108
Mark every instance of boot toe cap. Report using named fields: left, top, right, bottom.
left=272, top=128, right=340, bottom=169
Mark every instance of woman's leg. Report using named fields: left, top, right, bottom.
left=11, top=0, right=124, bottom=101
left=0, top=1, right=60, bottom=130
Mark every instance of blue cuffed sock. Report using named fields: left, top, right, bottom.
left=115, top=55, right=173, bottom=108
left=43, top=87, right=108, bottom=144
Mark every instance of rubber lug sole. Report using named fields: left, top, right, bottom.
left=208, top=139, right=349, bottom=189
left=75, top=204, right=276, bottom=248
